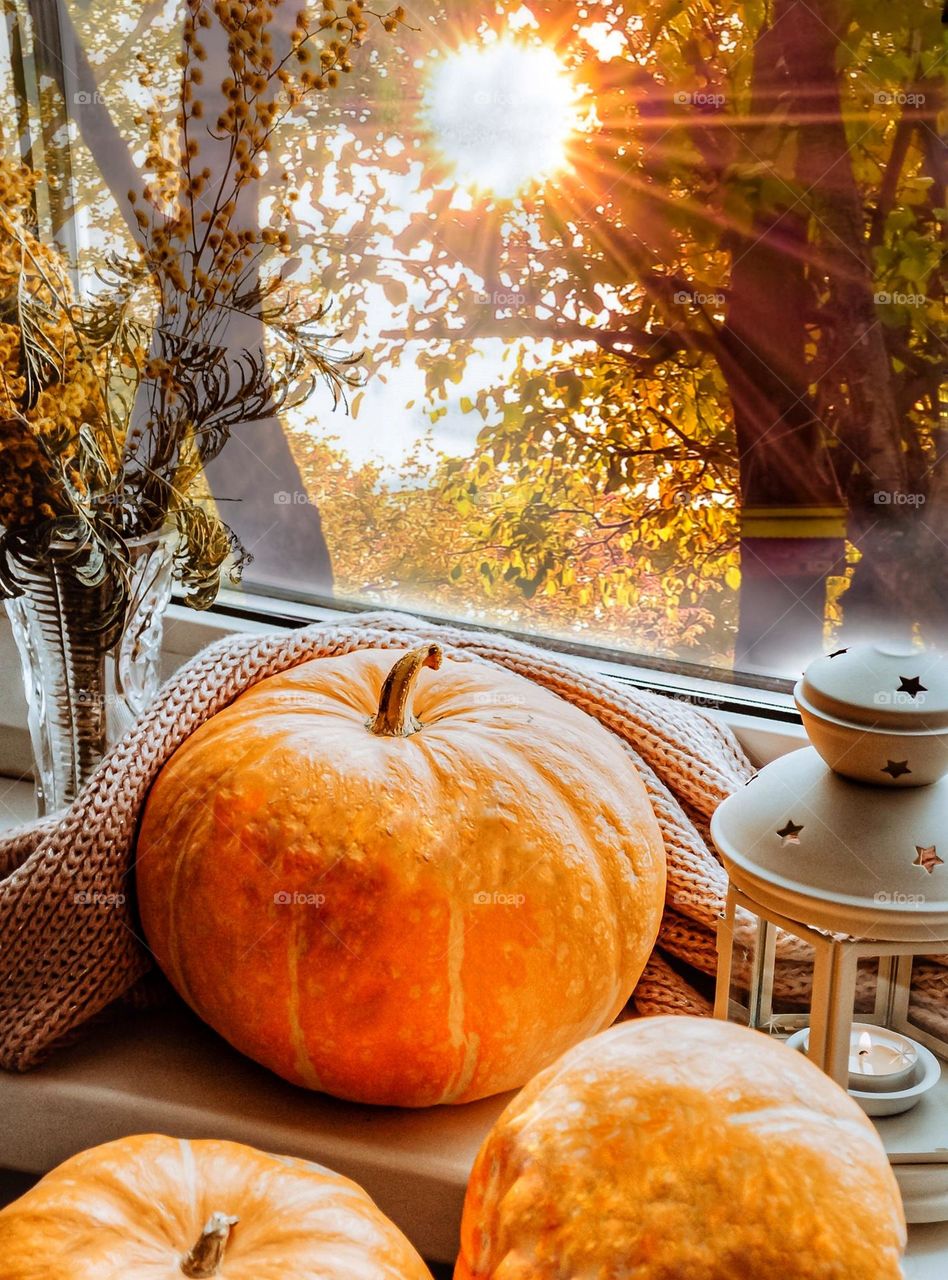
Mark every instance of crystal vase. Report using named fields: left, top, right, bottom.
left=4, top=532, right=174, bottom=816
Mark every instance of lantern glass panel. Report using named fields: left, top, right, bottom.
left=903, top=955, right=948, bottom=1053
left=718, top=896, right=817, bottom=1036
left=769, top=929, right=815, bottom=1035
left=855, top=956, right=883, bottom=1018
left=718, top=906, right=753, bottom=1028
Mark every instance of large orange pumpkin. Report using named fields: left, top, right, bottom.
left=0, top=1134, right=432, bottom=1279
left=136, top=644, right=665, bottom=1106
left=456, top=1017, right=906, bottom=1279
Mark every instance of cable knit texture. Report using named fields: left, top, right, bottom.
left=3, top=609, right=936, bottom=1073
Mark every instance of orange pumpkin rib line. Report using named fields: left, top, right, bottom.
left=287, top=914, right=323, bottom=1091
left=439, top=896, right=476, bottom=1105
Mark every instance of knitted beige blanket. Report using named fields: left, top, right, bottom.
left=1, top=609, right=930, bottom=1073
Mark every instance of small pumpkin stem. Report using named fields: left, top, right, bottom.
left=180, top=1213, right=239, bottom=1278
left=368, top=643, right=442, bottom=737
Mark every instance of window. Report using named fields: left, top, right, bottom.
left=3, top=1, right=945, bottom=684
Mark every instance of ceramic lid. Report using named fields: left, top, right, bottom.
left=710, top=747, right=948, bottom=941
left=795, top=644, right=948, bottom=731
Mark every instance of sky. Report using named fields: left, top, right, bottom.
left=278, top=20, right=589, bottom=478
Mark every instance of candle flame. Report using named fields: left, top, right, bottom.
left=857, top=1030, right=874, bottom=1075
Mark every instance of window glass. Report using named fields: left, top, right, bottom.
left=4, top=1, right=945, bottom=682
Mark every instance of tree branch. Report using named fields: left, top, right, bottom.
left=380, top=316, right=701, bottom=366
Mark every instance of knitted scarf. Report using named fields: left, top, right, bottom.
left=2, top=608, right=911, bottom=1073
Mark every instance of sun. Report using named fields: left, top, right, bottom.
left=424, top=40, right=581, bottom=199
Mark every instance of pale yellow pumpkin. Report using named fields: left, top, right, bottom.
left=456, top=1017, right=906, bottom=1279
left=0, top=1134, right=432, bottom=1279
left=136, top=644, right=665, bottom=1106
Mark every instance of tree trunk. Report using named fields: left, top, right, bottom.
left=846, top=59, right=948, bottom=646
left=719, top=0, right=846, bottom=675
left=187, top=6, right=335, bottom=594
left=779, top=0, right=915, bottom=649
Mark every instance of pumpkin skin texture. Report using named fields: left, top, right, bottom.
left=135, top=645, right=665, bottom=1106
left=0, top=1134, right=432, bottom=1280
left=455, top=1018, right=906, bottom=1280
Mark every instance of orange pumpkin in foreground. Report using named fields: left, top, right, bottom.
left=0, top=1134, right=432, bottom=1279
left=136, top=644, right=665, bottom=1106
left=456, top=1017, right=906, bottom=1279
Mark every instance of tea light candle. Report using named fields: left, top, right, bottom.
left=847, top=1023, right=918, bottom=1094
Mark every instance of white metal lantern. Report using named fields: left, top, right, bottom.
left=712, top=644, right=948, bottom=1222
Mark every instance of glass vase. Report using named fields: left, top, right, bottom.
left=4, top=531, right=175, bottom=816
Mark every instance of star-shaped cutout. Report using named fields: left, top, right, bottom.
left=898, top=675, right=927, bottom=698
left=882, top=759, right=912, bottom=779
left=914, top=845, right=944, bottom=874
left=777, top=820, right=804, bottom=845
left=828, top=648, right=848, bottom=658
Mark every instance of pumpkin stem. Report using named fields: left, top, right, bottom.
left=368, top=643, right=442, bottom=737
left=180, top=1212, right=239, bottom=1277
